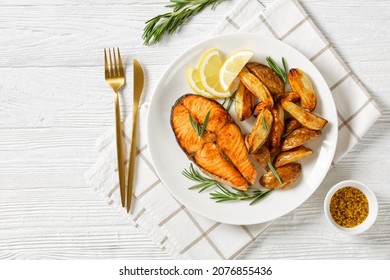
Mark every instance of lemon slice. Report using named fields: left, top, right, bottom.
left=198, top=49, right=231, bottom=98
left=219, top=50, right=254, bottom=91
left=186, top=66, right=216, bottom=98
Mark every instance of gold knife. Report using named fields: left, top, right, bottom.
left=127, top=59, right=144, bottom=213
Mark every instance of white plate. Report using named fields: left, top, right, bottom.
left=147, top=33, right=338, bottom=225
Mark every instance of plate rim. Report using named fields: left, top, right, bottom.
left=146, top=33, right=338, bottom=225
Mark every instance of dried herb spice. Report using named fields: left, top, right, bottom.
left=330, top=186, right=369, bottom=228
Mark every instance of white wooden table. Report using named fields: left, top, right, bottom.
left=1, top=0, right=389, bottom=259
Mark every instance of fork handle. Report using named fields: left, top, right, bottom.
left=114, top=91, right=126, bottom=208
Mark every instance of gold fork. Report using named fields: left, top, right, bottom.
left=104, top=47, right=126, bottom=208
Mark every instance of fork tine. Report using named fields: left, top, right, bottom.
left=108, top=48, right=113, bottom=77
left=104, top=49, right=109, bottom=78
left=117, top=48, right=124, bottom=77
left=112, top=47, right=118, bottom=77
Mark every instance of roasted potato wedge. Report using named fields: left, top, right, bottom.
left=253, top=101, right=269, bottom=117
left=235, top=81, right=254, bottom=121
left=288, top=68, right=317, bottom=111
left=281, top=127, right=321, bottom=151
left=251, top=145, right=271, bottom=171
left=246, top=62, right=284, bottom=94
left=276, top=91, right=300, bottom=103
left=244, top=133, right=250, bottom=150
left=274, top=146, right=313, bottom=167
left=245, top=133, right=271, bottom=150
left=282, top=101, right=327, bottom=130
left=270, top=146, right=281, bottom=158
left=260, top=163, right=301, bottom=190
left=284, top=118, right=302, bottom=133
left=247, top=108, right=273, bottom=153
left=238, top=71, right=274, bottom=107
left=269, top=102, right=285, bottom=148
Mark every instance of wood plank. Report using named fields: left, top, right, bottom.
left=0, top=2, right=236, bottom=67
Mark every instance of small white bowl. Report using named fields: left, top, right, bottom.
left=324, top=180, right=378, bottom=234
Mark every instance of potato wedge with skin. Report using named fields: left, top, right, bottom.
left=274, top=146, right=313, bottom=168
left=251, top=145, right=271, bottom=171
left=245, top=133, right=272, bottom=150
left=247, top=108, right=273, bottom=153
left=235, top=81, right=254, bottom=121
left=260, top=163, right=301, bottom=190
left=253, top=101, right=269, bottom=117
left=244, top=133, right=250, bottom=151
left=270, top=146, right=281, bottom=158
left=238, top=71, right=274, bottom=107
left=282, top=118, right=302, bottom=139
left=269, top=102, right=285, bottom=148
left=282, top=100, right=327, bottom=130
left=246, top=62, right=284, bottom=94
left=245, top=133, right=270, bottom=151
left=284, top=118, right=302, bottom=133
left=276, top=91, right=300, bottom=103
left=281, top=127, right=321, bottom=151
left=288, top=68, right=317, bottom=111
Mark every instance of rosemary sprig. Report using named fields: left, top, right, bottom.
left=182, top=163, right=222, bottom=192
left=266, top=56, right=288, bottom=84
left=143, top=0, right=226, bottom=45
left=210, top=185, right=273, bottom=204
left=249, top=189, right=274, bottom=205
left=210, top=186, right=249, bottom=203
left=189, top=110, right=210, bottom=138
left=267, top=160, right=283, bottom=186
left=183, top=164, right=273, bottom=205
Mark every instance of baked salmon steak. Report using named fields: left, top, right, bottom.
left=171, top=94, right=257, bottom=191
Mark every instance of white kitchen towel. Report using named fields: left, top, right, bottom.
left=85, top=0, right=381, bottom=260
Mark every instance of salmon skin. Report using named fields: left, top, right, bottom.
left=171, top=94, right=257, bottom=191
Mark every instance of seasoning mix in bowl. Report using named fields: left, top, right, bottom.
left=324, top=180, right=378, bottom=234
left=330, top=186, right=369, bottom=228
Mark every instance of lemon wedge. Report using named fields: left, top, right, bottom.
left=219, top=50, right=254, bottom=91
left=186, top=66, right=216, bottom=98
left=198, top=49, right=231, bottom=98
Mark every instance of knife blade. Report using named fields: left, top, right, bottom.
left=127, top=59, right=144, bottom=213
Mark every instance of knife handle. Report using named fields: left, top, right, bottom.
left=126, top=101, right=139, bottom=213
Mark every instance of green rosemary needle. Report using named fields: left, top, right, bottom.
left=281, top=128, right=293, bottom=139
left=262, top=116, right=270, bottom=134
left=199, top=110, right=210, bottom=137
left=143, top=0, right=226, bottom=45
left=267, top=160, right=283, bottom=186
left=266, top=56, right=288, bottom=84
left=249, top=189, right=274, bottom=205
left=225, top=89, right=237, bottom=111
left=189, top=110, right=210, bottom=138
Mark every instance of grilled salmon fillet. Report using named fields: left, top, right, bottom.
left=171, top=94, right=257, bottom=190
